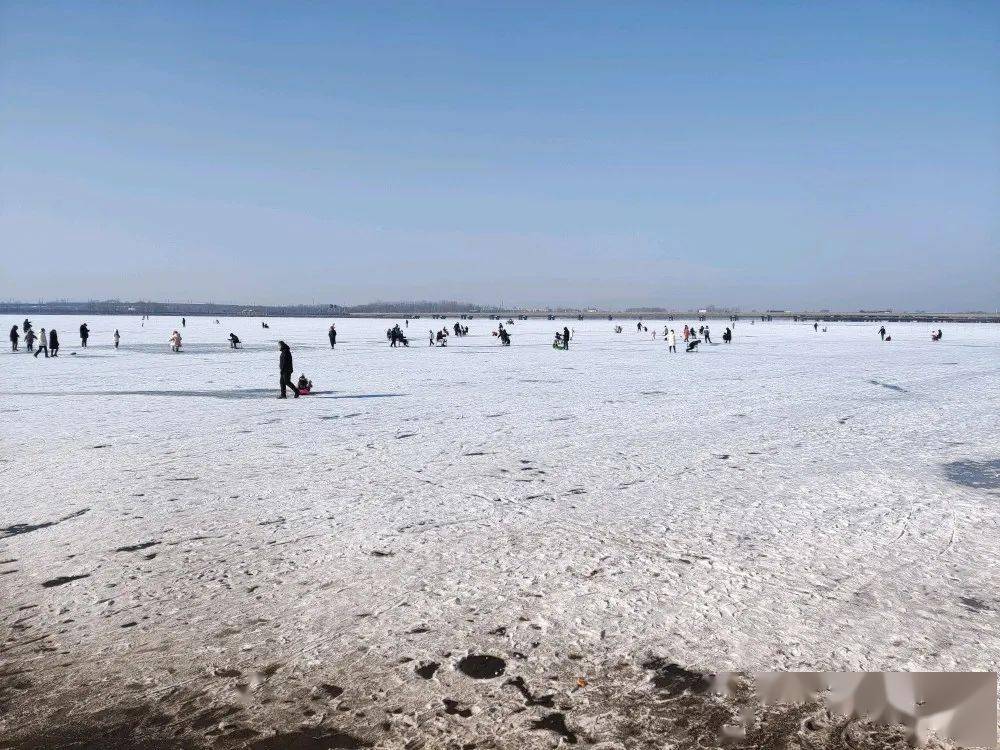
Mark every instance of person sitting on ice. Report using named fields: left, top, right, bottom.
left=686, top=339, right=700, bottom=352
left=931, top=329, right=943, bottom=341
left=553, top=332, right=567, bottom=350
left=169, top=330, right=182, bottom=352
left=296, top=374, right=313, bottom=394
left=229, top=333, right=241, bottom=349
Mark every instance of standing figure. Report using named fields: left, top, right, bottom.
left=49, top=329, right=59, bottom=356
left=667, top=329, right=676, bottom=353
left=9, top=325, right=19, bottom=351
left=34, top=328, right=48, bottom=358
left=113, top=329, right=120, bottom=349
left=278, top=341, right=300, bottom=398
left=328, top=324, right=337, bottom=349
left=80, top=322, right=90, bottom=347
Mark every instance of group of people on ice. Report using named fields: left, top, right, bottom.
left=10, top=319, right=122, bottom=353
left=8, top=315, right=952, bottom=403
left=9, top=319, right=60, bottom=357
left=668, top=323, right=732, bottom=351
left=387, top=324, right=409, bottom=347
left=553, top=326, right=572, bottom=350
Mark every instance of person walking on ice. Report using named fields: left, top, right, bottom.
left=113, top=329, right=120, bottom=349
left=667, top=328, right=676, bottom=353
left=169, top=330, right=182, bottom=352
left=48, top=329, right=60, bottom=356
left=34, top=328, right=48, bottom=358
left=278, top=341, right=300, bottom=398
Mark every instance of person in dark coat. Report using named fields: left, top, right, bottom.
left=229, top=333, right=241, bottom=349
left=563, top=326, right=570, bottom=350
left=49, top=329, right=60, bottom=356
left=80, top=322, right=90, bottom=347
left=9, top=325, right=19, bottom=351
left=328, top=324, right=337, bottom=349
left=278, top=341, right=300, bottom=398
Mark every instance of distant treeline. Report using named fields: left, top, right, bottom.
left=0, top=299, right=996, bottom=323
left=0, top=299, right=498, bottom=317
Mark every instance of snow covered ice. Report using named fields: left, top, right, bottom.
left=2, top=315, right=998, bottom=748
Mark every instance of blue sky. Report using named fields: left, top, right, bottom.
left=1, top=1, right=997, bottom=310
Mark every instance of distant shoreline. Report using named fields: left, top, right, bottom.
left=1, top=300, right=997, bottom=323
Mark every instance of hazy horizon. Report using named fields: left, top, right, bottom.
left=4, top=296, right=999, bottom=315
left=2, top=2, right=998, bottom=310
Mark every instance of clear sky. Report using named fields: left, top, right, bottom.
left=1, top=2, right=998, bottom=311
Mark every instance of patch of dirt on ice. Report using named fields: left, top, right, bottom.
left=455, top=654, right=506, bottom=679
left=958, top=595, right=992, bottom=612
left=0, top=701, right=192, bottom=750
left=0, top=655, right=977, bottom=750
left=531, top=711, right=577, bottom=743
left=244, top=727, right=367, bottom=749
left=587, top=662, right=970, bottom=750
left=40, top=573, right=90, bottom=587
left=641, top=656, right=711, bottom=696
left=942, top=458, right=1000, bottom=490
left=0, top=508, right=89, bottom=540
left=0, top=689, right=370, bottom=750
left=0, top=659, right=33, bottom=718
left=868, top=379, right=909, bottom=393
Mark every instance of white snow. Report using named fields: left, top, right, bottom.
left=1, top=315, right=998, bottom=746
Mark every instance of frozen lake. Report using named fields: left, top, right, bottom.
left=2, top=314, right=998, bottom=747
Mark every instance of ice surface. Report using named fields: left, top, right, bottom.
left=1, top=315, right=998, bottom=747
